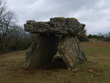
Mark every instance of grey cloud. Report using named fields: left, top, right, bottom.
left=6, top=0, right=110, bottom=34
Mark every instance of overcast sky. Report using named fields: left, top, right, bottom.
left=6, top=0, right=110, bottom=34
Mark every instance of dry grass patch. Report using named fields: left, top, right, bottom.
left=0, top=42, right=110, bottom=83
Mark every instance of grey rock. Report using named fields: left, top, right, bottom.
left=23, top=17, right=87, bottom=70
left=24, top=17, right=85, bottom=35
left=58, top=35, right=86, bottom=69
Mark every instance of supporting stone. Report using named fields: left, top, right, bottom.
left=23, top=35, right=59, bottom=69
left=58, top=35, right=86, bottom=69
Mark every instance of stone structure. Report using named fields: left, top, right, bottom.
left=23, top=17, right=86, bottom=70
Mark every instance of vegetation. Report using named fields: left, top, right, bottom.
left=103, top=32, right=110, bottom=41
left=77, top=29, right=88, bottom=42
left=78, top=31, right=110, bottom=42
left=104, top=37, right=110, bottom=41
left=0, top=0, right=31, bottom=53
left=0, top=42, right=110, bottom=83
left=87, top=32, right=110, bottom=42
left=88, top=34, right=104, bottom=40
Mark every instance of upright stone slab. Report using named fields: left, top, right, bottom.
left=24, top=17, right=87, bottom=69
left=58, top=35, right=86, bottom=69
left=23, top=35, right=59, bottom=69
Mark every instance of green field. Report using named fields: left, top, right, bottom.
left=0, top=42, right=110, bottom=83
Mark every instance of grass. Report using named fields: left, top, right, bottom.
left=0, top=42, right=110, bottom=83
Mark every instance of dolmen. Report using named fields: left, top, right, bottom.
left=23, top=17, right=86, bottom=70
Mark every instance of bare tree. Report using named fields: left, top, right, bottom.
left=0, top=0, right=18, bottom=52
left=0, top=0, right=31, bottom=53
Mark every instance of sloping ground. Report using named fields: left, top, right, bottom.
left=0, top=42, right=110, bottom=83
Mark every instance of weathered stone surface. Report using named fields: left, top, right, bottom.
left=23, top=35, right=59, bottom=69
left=24, top=17, right=85, bottom=35
left=58, top=35, right=86, bottom=69
left=23, top=17, right=86, bottom=70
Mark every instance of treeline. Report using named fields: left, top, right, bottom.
left=88, top=33, right=110, bottom=41
left=76, top=23, right=110, bottom=42
left=87, top=34, right=104, bottom=40
left=78, top=32, right=110, bottom=42
left=0, top=0, right=31, bottom=53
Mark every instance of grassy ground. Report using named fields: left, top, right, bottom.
left=0, top=42, right=110, bottom=83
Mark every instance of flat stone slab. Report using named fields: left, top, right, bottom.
left=24, top=17, right=85, bottom=35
